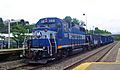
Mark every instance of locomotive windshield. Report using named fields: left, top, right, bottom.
left=36, top=18, right=63, bottom=29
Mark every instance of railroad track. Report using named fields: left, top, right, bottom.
left=34, top=42, right=117, bottom=70
left=8, top=64, right=39, bottom=70
left=8, top=62, right=56, bottom=70
left=7, top=42, right=117, bottom=70
left=0, top=59, right=26, bottom=70
left=64, top=42, right=117, bottom=70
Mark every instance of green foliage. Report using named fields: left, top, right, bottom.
left=94, top=27, right=111, bottom=34
left=11, top=24, right=28, bottom=47
left=0, top=18, right=3, bottom=22
left=63, top=16, right=85, bottom=27
left=72, top=18, right=80, bottom=25
left=25, top=24, right=35, bottom=33
left=10, top=20, right=35, bottom=47
left=0, top=18, right=8, bottom=33
left=88, top=27, right=111, bottom=34
left=0, top=18, right=35, bottom=47
left=113, top=36, right=120, bottom=41
left=63, top=16, right=72, bottom=24
left=87, top=30, right=94, bottom=34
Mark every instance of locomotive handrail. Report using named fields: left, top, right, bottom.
left=53, top=34, right=57, bottom=53
left=47, top=35, right=53, bottom=56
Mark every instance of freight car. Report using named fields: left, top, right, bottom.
left=26, top=17, right=113, bottom=64
left=100, top=35, right=113, bottom=45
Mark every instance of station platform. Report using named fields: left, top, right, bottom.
left=73, top=62, right=120, bottom=70
left=73, top=41, right=120, bottom=70
left=0, top=48, right=25, bottom=52
left=0, top=48, right=25, bottom=54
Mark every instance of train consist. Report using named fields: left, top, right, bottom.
left=26, top=17, right=113, bottom=64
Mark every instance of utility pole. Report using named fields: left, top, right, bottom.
left=83, top=13, right=87, bottom=34
left=8, top=20, right=10, bottom=48
left=93, top=26, right=94, bottom=34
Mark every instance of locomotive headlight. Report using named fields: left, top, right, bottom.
left=43, top=46, right=46, bottom=49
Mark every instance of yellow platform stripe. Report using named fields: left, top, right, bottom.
left=73, top=62, right=92, bottom=70
left=73, top=62, right=120, bottom=70
left=92, top=62, right=120, bottom=64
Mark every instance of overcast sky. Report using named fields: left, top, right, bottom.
left=0, top=0, right=120, bottom=34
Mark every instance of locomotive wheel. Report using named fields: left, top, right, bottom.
left=62, top=49, right=69, bottom=58
left=83, top=46, right=87, bottom=51
left=87, top=46, right=92, bottom=51
left=56, top=50, right=62, bottom=59
left=68, top=48, right=73, bottom=56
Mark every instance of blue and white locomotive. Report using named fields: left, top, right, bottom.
left=27, top=17, right=88, bottom=63
left=26, top=17, right=113, bottom=63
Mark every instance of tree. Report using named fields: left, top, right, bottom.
left=63, top=16, right=72, bottom=28
left=0, top=18, right=7, bottom=33
left=10, top=19, right=32, bottom=47
left=88, top=27, right=111, bottom=34
left=11, top=24, right=28, bottom=47
left=0, top=18, right=35, bottom=47
left=0, top=18, right=3, bottom=23
left=0, top=18, right=4, bottom=30
left=25, top=24, right=35, bottom=33
left=72, top=18, right=80, bottom=25
left=63, top=16, right=72, bottom=23
left=79, top=20, right=86, bottom=26
left=10, top=19, right=29, bottom=26
left=63, top=16, right=85, bottom=27
left=11, top=19, right=35, bottom=47
left=113, top=36, right=120, bottom=41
